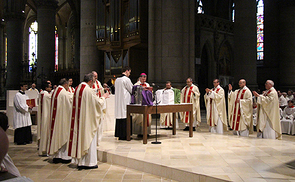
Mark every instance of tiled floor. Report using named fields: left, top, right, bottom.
left=5, top=135, right=176, bottom=182
left=98, top=121, right=295, bottom=182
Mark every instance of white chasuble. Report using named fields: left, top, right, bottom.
left=257, top=87, right=282, bottom=139
left=67, top=82, right=105, bottom=161
left=38, top=91, right=52, bottom=155
left=180, top=84, right=201, bottom=126
left=228, top=86, right=253, bottom=133
left=48, top=86, right=73, bottom=156
left=204, top=85, right=227, bottom=133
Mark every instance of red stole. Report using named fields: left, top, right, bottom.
left=92, top=80, right=102, bottom=97
left=183, top=86, right=194, bottom=123
left=231, top=89, right=247, bottom=131
left=68, top=84, right=86, bottom=157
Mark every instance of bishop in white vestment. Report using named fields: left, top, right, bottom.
left=254, top=80, right=282, bottom=139
left=37, top=82, right=52, bottom=156
left=132, top=73, right=152, bottom=136
left=228, top=79, right=253, bottom=137
left=180, top=78, right=201, bottom=130
left=68, top=73, right=108, bottom=169
left=48, top=79, right=73, bottom=163
left=115, top=67, right=133, bottom=140
left=204, top=79, right=227, bottom=134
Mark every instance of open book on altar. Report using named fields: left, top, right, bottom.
left=26, top=99, right=38, bottom=107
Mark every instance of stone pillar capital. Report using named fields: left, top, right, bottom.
left=36, top=0, right=58, bottom=9
left=3, top=12, right=25, bottom=21
left=279, top=0, right=295, bottom=8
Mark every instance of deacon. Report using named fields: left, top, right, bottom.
left=204, top=79, right=227, bottom=134
left=115, top=66, right=133, bottom=140
left=132, top=73, right=152, bottom=137
left=181, top=78, right=201, bottom=131
left=48, top=78, right=73, bottom=163
left=228, top=79, right=253, bottom=136
left=68, top=78, right=75, bottom=93
left=37, top=81, right=52, bottom=156
left=13, top=83, right=33, bottom=145
left=253, top=80, right=282, bottom=139
left=68, top=73, right=109, bottom=169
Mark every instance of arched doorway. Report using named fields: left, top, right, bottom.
left=196, top=43, right=210, bottom=109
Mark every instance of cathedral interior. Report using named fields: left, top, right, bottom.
left=0, top=0, right=294, bottom=104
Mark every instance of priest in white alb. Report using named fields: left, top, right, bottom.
left=68, top=73, right=109, bottom=169
left=48, top=78, right=73, bottom=163
left=37, top=81, right=52, bottom=156
left=132, top=73, right=152, bottom=137
left=204, top=79, right=227, bottom=134
left=228, top=79, right=253, bottom=136
left=180, top=78, right=201, bottom=131
left=253, top=80, right=282, bottom=139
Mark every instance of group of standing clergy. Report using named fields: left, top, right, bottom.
left=114, top=66, right=282, bottom=140
left=204, top=79, right=282, bottom=139
left=36, top=72, right=109, bottom=169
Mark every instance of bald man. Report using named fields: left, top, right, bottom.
left=228, top=79, right=253, bottom=137
left=253, top=80, right=282, bottom=139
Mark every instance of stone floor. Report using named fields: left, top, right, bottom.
left=5, top=135, right=176, bottom=182
left=98, top=122, right=295, bottom=182
left=3, top=115, right=295, bottom=182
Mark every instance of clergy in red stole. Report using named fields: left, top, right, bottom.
left=68, top=73, right=109, bottom=169
left=92, top=71, right=106, bottom=145
left=180, top=78, right=201, bottom=131
left=132, top=73, right=152, bottom=136
left=228, top=79, right=253, bottom=137
left=253, top=80, right=282, bottom=139
left=48, top=78, right=73, bottom=163
left=68, top=78, right=75, bottom=93
left=204, top=79, right=227, bottom=134
left=37, top=81, right=52, bottom=156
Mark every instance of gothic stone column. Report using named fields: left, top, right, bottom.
left=233, top=0, right=257, bottom=89
left=36, top=0, right=58, bottom=86
left=279, top=0, right=295, bottom=89
left=5, top=9, right=25, bottom=90
left=80, top=0, right=99, bottom=81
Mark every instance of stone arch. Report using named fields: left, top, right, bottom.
left=196, top=40, right=214, bottom=108
left=216, top=39, right=233, bottom=86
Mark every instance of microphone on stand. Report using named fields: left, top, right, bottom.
left=151, top=83, right=159, bottom=88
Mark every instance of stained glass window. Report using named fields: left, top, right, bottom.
left=257, top=0, right=264, bottom=60
left=197, top=0, right=204, bottom=14
left=28, top=21, right=38, bottom=72
left=232, top=3, right=235, bottom=22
